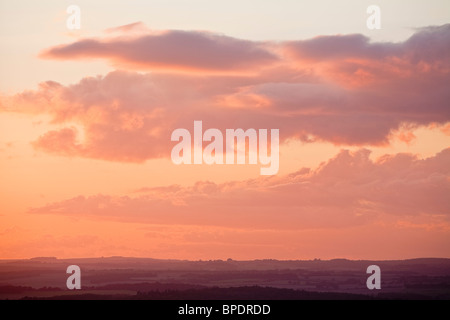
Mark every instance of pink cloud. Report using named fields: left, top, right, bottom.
left=284, top=33, right=401, bottom=62
left=442, top=123, right=450, bottom=136
left=29, top=148, right=450, bottom=229
left=1, top=25, right=449, bottom=161
left=32, top=127, right=82, bottom=157
left=40, top=29, right=278, bottom=73
left=284, top=27, right=450, bottom=112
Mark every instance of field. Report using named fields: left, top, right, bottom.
left=1, top=257, right=449, bottom=300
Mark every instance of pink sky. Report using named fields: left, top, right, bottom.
left=0, top=14, right=449, bottom=260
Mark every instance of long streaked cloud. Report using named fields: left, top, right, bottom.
left=1, top=24, right=449, bottom=161
left=29, top=148, right=450, bottom=229
left=40, top=27, right=278, bottom=73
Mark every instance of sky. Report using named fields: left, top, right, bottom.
left=0, top=0, right=449, bottom=260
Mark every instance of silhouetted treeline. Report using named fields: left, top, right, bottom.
left=135, top=286, right=370, bottom=300
left=20, top=285, right=450, bottom=300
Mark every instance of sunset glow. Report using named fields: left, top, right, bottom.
left=1, top=0, right=449, bottom=261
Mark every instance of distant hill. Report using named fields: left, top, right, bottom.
left=1, top=257, right=449, bottom=300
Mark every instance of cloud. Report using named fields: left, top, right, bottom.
left=104, top=21, right=149, bottom=34
left=32, top=127, right=82, bottom=157
left=29, top=148, right=450, bottom=229
left=285, top=33, right=400, bottom=62
left=2, top=25, right=449, bottom=161
left=40, top=29, right=279, bottom=73
left=285, top=25, right=450, bottom=111
left=440, top=123, right=450, bottom=136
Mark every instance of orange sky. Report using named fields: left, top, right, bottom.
left=0, top=1, right=449, bottom=260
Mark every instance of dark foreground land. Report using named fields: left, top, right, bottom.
left=0, top=257, right=449, bottom=300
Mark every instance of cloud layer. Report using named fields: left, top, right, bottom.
left=30, top=148, right=450, bottom=229
left=1, top=24, right=449, bottom=162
